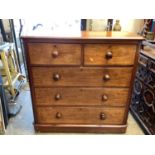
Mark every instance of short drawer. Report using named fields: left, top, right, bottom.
left=32, top=67, right=133, bottom=87
left=84, top=44, right=136, bottom=66
left=36, top=107, right=125, bottom=125
left=35, top=87, right=129, bottom=106
left=28, top=43, right=81, bottom=65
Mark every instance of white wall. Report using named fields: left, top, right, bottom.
left=87, top=19, right=144, bottom=33
left=22, top=19, right=81, bottom=35
left=116, top=19, right=144, bottom=33
left=3, top=19, right=144, bottom=34
left=87, top=19, right=108, bottom=31
left=2, top=19, right=11, bottom=32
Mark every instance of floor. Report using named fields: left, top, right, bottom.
left=5, top=83, right=144, bottom=135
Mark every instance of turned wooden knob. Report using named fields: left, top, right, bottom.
left=103, top=74, right=110, bottom=81
left=53, top=73, right=61, bottom=81
left=100, top=113, right=106, bottom=120
left=52, top=50, right=59, bottom=58
left=55, top=93, right=61, bottom=100
left=56, top=112, right=62, bottom=119
left=105, top=51, right=113, bottom=59
left=102, top=95, right=108, bottom=101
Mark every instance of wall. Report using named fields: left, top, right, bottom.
left=2, top=19, right=10, bottom=32
left=3, top=19, right=144, bottom=34
left=87, top=19, right=108, bottom=31
left=22, top=19, right=81, bottom=35
left=87, top=19, right=144, bottom=33
left=117, top=19, right=144, bottom=33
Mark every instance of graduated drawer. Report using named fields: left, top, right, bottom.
left=32, top=67, right=133, bottom=87
left=36, top=107, right=125, bottom=125
left=27, top=43, right=81, bottom=65
left=34, top=87, right=129, bottom=106
left=84, top=44, right=136, bottom=66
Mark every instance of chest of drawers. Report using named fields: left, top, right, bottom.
left=22, top=31, right=143, bottom=133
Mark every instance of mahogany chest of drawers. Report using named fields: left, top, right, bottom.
left=22, top=31, right=143, bottom=133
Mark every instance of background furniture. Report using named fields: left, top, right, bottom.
left=0, top=43, right=25, bottom=116
left=0, top=74, right=9, bottom=134
left=0, top=98, right=5, bottom=134
left=130, top=45, right=155, bottom=134
left=0, top=43, right=24, bottom=98
left=0, top=19, right=26, bottom=74
left=22, top=31, right=143, bottom=133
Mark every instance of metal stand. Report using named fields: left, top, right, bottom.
left=0, top=43, right=25, bottom=117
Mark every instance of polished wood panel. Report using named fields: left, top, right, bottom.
left=32, top=67, right=133, bottom=87
left=28, top=43, right=81, bottom=65
left=22, top=31, right=144, bottom=40
left=34, top=124, right=127, bottom=133
left=36, top=107, right=125, bottom=125
left=35, top=87, right=129, bottom=106
left=84, top=44, right=136, bottom=66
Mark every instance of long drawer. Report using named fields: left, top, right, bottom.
left=28, top=43, right=81, bottom=65
left=34, top=87, right=129, bottom=106
left=36, top=107, right=125, bottom=125
left=32, top=67, right=133, bottom=87
left=84, top=44, right=136, bottom=66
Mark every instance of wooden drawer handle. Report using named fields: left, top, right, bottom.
left=105, top=51, right=113, bottom=59
left=56, top=112, right=62, bottom=119
left=52, top=50, right=59, bottom=58
left=53, top=73, right=61, bottom=81
left=103, top=74, right=110, bottom=81
left=55, top=93, right=61, bottom=100
left=100, top=112, right=106, bottom=120
left=102, top=95, right=108, bottom=101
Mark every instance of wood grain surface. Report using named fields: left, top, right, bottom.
left=34, top=87, right=129, bottom=106
left=84, top=44, right=136, bottom=66
left=28, top=43, right=81, bottom=65
left=32, top=67, right=133, bottom=87
left=36, top=107, right=125, bottom=125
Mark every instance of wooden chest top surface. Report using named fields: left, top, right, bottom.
left=21, top=31, right=143, bottom=40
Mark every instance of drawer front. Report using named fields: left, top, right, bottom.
left=36, top=107, right=125, bottom=125
left=35, top=87, right=129, bottom=106
left=28, top=43, right=81, bottom=65
left=84, top=44, right=136, bottom=66
left=32, top=67, right=133, bottom=87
